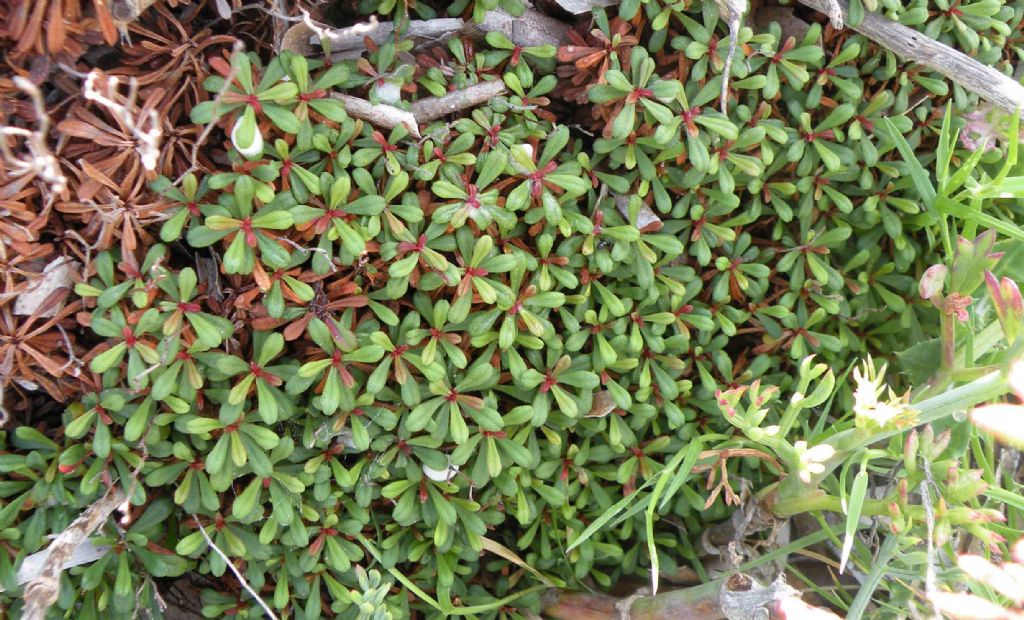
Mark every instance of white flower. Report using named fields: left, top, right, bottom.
left=231, top=115, right=263, bottom=158
left=852, top=356, right=911, bottom=430
left=374, top=81, right=402, bottom=105
left=422, top=462, right=459, bottom=482
left=795, top=440, right=835, bottom=483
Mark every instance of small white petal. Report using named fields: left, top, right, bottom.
left=423, top=463, right=459, bottom=482
left=231, top=116, right=264, bottom=158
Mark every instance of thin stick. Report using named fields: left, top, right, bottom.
left=0, top=78, right=67, bottom=201
left=189, top=514, right=279, bottom=620
left=82, top=71, right=162, bottom=172
left=796, top=0, right=1024, bottom=119
left=712, top=0, right=746, bottom=113
left=175, top=39, right=246, bottom=185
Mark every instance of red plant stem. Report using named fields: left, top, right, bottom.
left=940, top=311, right=956, bottom=372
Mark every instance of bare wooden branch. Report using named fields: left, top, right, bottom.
left=329, top=93, right=421, bottom=139
left=21, top=487, right=127, bottom=620
left=569, top=0, right=1023, bottom=117
left=823, top=0, right=844, bottom=29
left=1, top=77, right=67, bottom=199
left=796, top=0, right=1024, bottom=118
left=11, top=539, right=110, bottom=589
left=283, top=17, right=464, bottom=56
left=550, top=0, right=620, bottom=15
left=712, top=0, right=747, bottom=113
left=330, top=82, right=507, bottom=137
left=473, top=8, right=571, bottom=47
left=286, top=8, right=571, bottom=60
left=411, top=80, right=509, bottom=123
left=543, top=574, right=844, bottom=620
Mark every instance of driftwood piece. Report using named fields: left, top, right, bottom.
left=330, top=94, right=421, bottom=139
left=12, top=539, right=110, bottom=588
left=284, top=18, right=464, bottom=56
left=474, top=8, right=571, bottom=48
left=550, top=0, right=620, bottom=15
left=543, top=573, right=841, bottom=620
left=21, top=487, right=126, bottom=620
left=285, top=8, right=571, bottom=60
left=543, top=580, right=724, bottom=620
left=332, top=81, right=508, bottom=137
left=565, top=0, right=1024, bottom=118
left=411, top=80, right=509, bottom=123
left=712, top=0, right=747, bottom=113
left=796, top=0, right=1024, bottom=118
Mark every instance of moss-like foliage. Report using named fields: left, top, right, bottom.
left=2, top=0, right=1024, bottom=618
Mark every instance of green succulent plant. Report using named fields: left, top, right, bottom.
left=9, top=3, right=1024, bottom=620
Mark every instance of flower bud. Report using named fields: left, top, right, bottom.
left=919, top=264, right=947, bottom=301
left=904, top=429, right=919, bottom=475
left=231, top=114, right=264, bottom=158
left=935, top=518, right=951, bottom=546
left=927, top=428, right=952, bottom=461
left=945, top=469, right=989, bottom=503
left=985, top=271, right=1023, bottom=344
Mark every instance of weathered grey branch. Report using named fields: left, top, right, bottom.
left=542, top=580, right=725, bottom=620
left=474, top=8, right=571, bottom=48
left=550, top=0, right=620, bottom=15
left=285, top=8, right=571, bottom=60
left=284, top=18, right=464, bottom=56
left=331, top=82, right=509, bottom=137
left=796, top=0, right=1024, bottom=118
left=21, top=487, right=126, bottom=620
left=411, top=80, right=509, bottom=123
left=330, top=94, right=421, bottom=139
left=543, top=573, right=840, bottom=620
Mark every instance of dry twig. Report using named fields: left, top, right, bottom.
left=287, top=8, right=571, bottom=60
left=0, top=78, right=67, bottom=201
left=80, top=70, right=163, bottom=172
left=411, top=80, right=509, bottom=123
left=330, top=93, right=421, bottom=138
left=21, top=487, right=127, bottom=620
left=188, top=514, right=279, bottom=620
left=796, top=0, right=1024, bottom=118
left=286, top=15, right=464, bottom=56
left=712, top=0, right=747, bottom=113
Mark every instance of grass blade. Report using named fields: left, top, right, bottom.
left=839, top=463, right=869, bottom=574
left=658, top=439, right=706, bottom=511
left=935, top=196, right=1024, bottom=241
left=645, top=438, right=704, bottom=594
left=936, top=102, right=953, bottom=188
left=566, top=475, right=658, bottom=553
left=481, top=537, right=559, bottom=587
left=846, top=534, right=900, bottom=620
left=883, top=117, right=935, bottom=204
